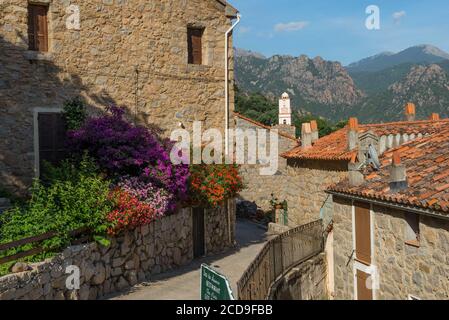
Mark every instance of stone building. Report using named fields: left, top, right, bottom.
left=234, top=92, right=298, bottom=213
left=327, top=127, right=449, bottom=300
left=281, top=106, right=449, bottom=226
left=0, top=0, right=238, bottom=193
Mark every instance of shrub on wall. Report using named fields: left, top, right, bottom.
left=67, top=105, right=189, bottom=212
left=0, top=155, right=114, bottom=254
left=189, top=164, right=244, bottom=208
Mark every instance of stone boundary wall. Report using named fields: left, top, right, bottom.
left=0, top=201, right=236, bottom=300
left=269, top=253, right=327, bottom=300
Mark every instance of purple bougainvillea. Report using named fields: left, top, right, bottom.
left=68, top=105, right=189, bottom=214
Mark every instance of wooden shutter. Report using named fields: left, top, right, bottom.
left=356, top=270, right=373, bottom=300
left=188, top=28, right=203, bottom=65
left=355, top=201, right=371, bottom=265
left=28, top=5, right=48, bottom=52
left=38, top=113, right=68, bottom=172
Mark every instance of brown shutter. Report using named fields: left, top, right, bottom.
left=188, top=28, right=203, bottom=65
left=356, top=270, right=373, bottom=300
left=355, top=201, right=371, bottom=265
left=28, top=5, right=48, bottom=52
left=38, top=113, right=68, bottom=172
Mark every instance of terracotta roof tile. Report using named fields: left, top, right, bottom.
left=282, top=118, right=449, bottom=161
left=328, top=127, right=449, bottom=215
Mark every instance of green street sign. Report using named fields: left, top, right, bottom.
left=200, top=264, right=235, bottom=300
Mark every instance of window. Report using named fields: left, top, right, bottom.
left=37, top=112, right=68, bottom=177
left=405, top=213, right=420, bottom=247
left=354, top=201, right=371, bottom=265
left=28, top=4, right=49, bottom=52
left=187, top=27, right=204, bottom=65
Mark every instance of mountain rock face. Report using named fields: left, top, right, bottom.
left=235, top=53, right=364, bottom=111
left=355, top=64, right=449, bottom=121
left=235, top=45, right=449, bottom=123
left=347, top=45, right=449, bottom=72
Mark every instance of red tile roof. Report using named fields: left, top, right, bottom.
left=328, top=128, right=449, bottom=214
left=282, top=119, right=449, bottom=161
left=233, top=112, right=298, bottom=141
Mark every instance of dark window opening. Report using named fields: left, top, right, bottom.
left=28, top=4, right=49, bottom=52
left=187, top=27, right=204, bottom=65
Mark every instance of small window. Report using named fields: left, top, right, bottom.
left=187, top=27, right=204, bottom=65
left=405, top=213, right=420, bottom=247
left=28, top=4, right=49, bottom=52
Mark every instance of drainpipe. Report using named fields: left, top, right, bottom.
left=225, top=14, right=241, bottom=156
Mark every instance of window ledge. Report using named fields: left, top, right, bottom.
left=187, top=64, right=212, bottom=72
left=24, top=51, right=53, bottom=61
left=405, top=240, right=420, bottom=248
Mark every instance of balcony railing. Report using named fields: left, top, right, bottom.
left=237, top=219, right=324, bottom=300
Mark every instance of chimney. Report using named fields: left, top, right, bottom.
left=348, top=117, right=359, bottom=151
left=430, top=113, right=440, bottom=121
left=348, top=153, right=365, bottom=187
left=310, top=120, right=319, bottom=142
left=405, top=103, right=416, bottom=122
left=389, top=151, right=408, bottom=192
left=301, top=123, right=312, bottom=149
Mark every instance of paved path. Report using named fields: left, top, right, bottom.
left=109, top=219, right=269, bottom=300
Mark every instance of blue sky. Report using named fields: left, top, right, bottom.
left=230, top=0, right=449, bottom=65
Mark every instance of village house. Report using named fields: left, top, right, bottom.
left=327, top=126, right=449, bottom=300
left=234, top=92, right=298, bottom=214
left=0, top=0, right=238, bottom=194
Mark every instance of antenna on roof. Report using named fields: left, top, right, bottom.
left=367, top=145, right=381, bottom=170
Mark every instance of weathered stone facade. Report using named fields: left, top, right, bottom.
left=0, top=202, right=236, bottom=300
left=333, top=195, right=449, bottom=300
left=0, top=0, right=237, bottom=193
left=269, top=253, right=327, bottom=300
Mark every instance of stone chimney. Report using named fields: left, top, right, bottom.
left=301, top=123, right=312, bottom=149
left=430, top=113, right=440, bottom=121
left=348, top=153, right=365, bottom=187
left=347, top=117, right=359, bottom=151
left=405, top=103, right=416, bottom=122
left=310, top=120, right=319, bottom=142
left=389, top=151, right=408, bottom=192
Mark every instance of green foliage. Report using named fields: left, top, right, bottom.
left=0, top=155, right=114, bottom=268
left=62, top=97, right=87, bottom=130
left=235, top=88, right=346, bottom=138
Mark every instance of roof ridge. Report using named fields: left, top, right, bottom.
left=233, top=112, right=298, bottom=141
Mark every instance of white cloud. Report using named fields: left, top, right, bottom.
left=274, top=21, right=309, bottom=32
left=393, top=11, right=406, bottom=24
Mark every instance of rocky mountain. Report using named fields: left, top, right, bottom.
left=234, top=48, right=266, bottom=59
left=355, top=64, right=449, bottom=122
left=347, top=45, right=449, bottom=73
left=235, top=45, right=449, bottom=123
left=235, top=52, right=364, bottom=119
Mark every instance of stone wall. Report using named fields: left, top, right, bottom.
left=235, top=115, right=298, bottom=212
left=332, top=195, right=449, bottom=300
left=269, top=253, right=327, bottom=300
left=205, top=198, right=236, bottom=254
left=0, top=0, right=235, bottom=193
left=332, top=196, right=355, bottom=300
left=0, top=202, right=236, bottom=300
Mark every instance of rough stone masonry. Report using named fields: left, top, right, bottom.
left=0, top=200, right=236, bottom=300
left=0, top=0, right=236, bottom=193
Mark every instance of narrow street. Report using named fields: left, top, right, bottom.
left=109, top=219, right=269, bottom=300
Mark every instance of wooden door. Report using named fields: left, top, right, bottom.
left=187, top=28, right=203, bottom=65
left=192, top=207, right=205, bottom=258
left=354, top=201, right=371, bottom=265
left=356, top=269, right=373, bottom=300
left=38, top=113, right=68, bottom=173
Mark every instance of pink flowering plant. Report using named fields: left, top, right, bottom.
left=68, top=105, right=189, bottom=218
